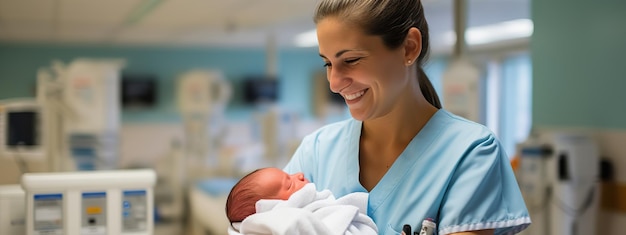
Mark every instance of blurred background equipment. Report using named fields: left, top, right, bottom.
left=59, top=59, right=125, bottom=171
left=0, top=99, right=45, bottom=171
left=517, top=132, right=600, bottom=235
left=36, top=58, right=125, bottom=172
left=442, top=0, right=481, bottom=122
left=176, top=69, right=232, bottom=178
left=0, top=184, right=26, bottom=235
left=121, top=74, right=158, bottom=109
left=21, top=169, right=156, bottom=235
left=175, top=69, right=234, bottom=235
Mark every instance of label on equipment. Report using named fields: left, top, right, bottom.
left=122, top=190, right=147, bottom=232
left=81, top=192, right=107, bottom=235
left=33, top=194, right=63, bottom=235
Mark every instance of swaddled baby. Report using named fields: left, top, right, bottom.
left=225, top=167, right=378, bottom=235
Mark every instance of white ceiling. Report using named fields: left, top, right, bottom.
left=0, top=0, right=530, bottom=49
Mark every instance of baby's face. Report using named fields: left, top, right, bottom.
left=258, top=168, right=309, bottom=200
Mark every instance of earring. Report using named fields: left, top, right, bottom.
left=407, top=60, right=412, bottom=66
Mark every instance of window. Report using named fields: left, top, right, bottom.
left=427, top=52, right=532, bottom=158
left=485, top=53, right=532, bottom=157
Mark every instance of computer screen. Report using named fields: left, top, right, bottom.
left=0, top=99, right=44, bottom=159
left=243, top=77, right=279, bottom=104
left=121, top=75, right=157, bottom=108
left=6, top=111, right=38, bottom=147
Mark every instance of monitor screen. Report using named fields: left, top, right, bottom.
left=6, top=111, right=38, bottom=147
left=243, top=78, right=279, bottom=104
left=121, top=75, right=157, bottom=108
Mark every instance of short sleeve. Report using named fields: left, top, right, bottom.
left=438, top=134, right=531, bottom=235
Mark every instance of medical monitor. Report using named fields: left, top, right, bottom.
left=0, top=99, right=44, bottom=159
left=243, top=76, right=279, bottom=104
left=7, top=111, right=37, bottom=147
left=121, top=74, right=157, bottom=108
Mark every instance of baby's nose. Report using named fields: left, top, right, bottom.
left=294, top=172, right=305, bottom=181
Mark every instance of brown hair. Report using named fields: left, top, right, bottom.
left=225, top=169, right=262, bottom=223
left=225, top=168, right=275, bottom=223
left=314, top=0, right=441, bottom=108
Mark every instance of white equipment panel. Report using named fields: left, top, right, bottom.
left=21, top=169, right=156, bottom=235
left=0, top=184, right=26, bottom=235
left=517, top=132, right=599, bottom=235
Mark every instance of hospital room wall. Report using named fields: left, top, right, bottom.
left=0, top=43, right=325, bottom=184
left=532, top=1, right=626, bottom=129
left=532, top=0, right=626, bottom=232
left=0, top=43, right=322, bottom=122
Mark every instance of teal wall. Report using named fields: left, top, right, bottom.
left=0, top=43, right=448, bottom=124
left=531, top=1, right=626, bottom=129
left=0, top=43, right=322, bottom=122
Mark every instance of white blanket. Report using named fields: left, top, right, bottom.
left=228, top=183, right=378, bottom=235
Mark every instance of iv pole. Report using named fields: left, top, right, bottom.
left=453, top=0, right=467, bottom=59
left=442, top=0, right=481, bottom=122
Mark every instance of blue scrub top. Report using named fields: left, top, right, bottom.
left=284, top=110, right=530, bottom=235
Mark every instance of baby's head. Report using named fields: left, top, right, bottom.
left=225, top=167, right=309, bottom=223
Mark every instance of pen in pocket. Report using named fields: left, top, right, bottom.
left=417, top=218, right=436, bottom=235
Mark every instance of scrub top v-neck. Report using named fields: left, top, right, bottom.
left=284, top=109, right=531, bottom=235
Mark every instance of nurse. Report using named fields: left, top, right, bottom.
left=283, top=0, right=531, bottom=234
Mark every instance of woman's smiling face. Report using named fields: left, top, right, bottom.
left=317, top=17, right=410, bottom=121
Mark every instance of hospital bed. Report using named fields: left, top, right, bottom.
left=188, top=178, right=238, bottom=235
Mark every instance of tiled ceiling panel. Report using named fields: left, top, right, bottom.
left=0, top=0, right=530, bottom=48
left=0, top=0, right=55, bottom=22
